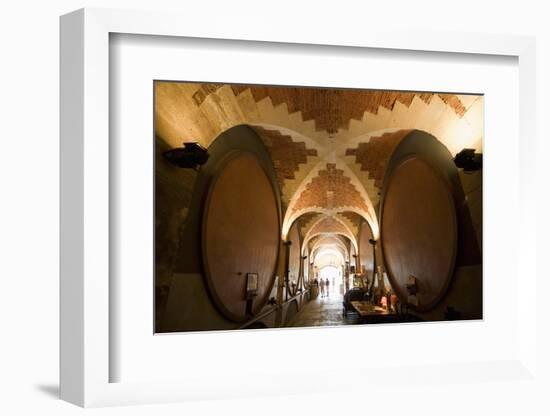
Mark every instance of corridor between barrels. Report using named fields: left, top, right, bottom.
left=289, top=294, right=349, bottom=328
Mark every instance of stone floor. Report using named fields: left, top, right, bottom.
left=289, top=291, right=358, bottom=328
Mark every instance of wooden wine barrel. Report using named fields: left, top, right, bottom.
left=202, top=152, right=280, bottom=322
left=380, top=156, right=457, bottom=311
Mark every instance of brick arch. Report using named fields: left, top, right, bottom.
left=292, top=163, right=370, bottom=213
left=282, top=159, right=378, bottom=239
left=301, top=215, right=358, bottom=257
left=295, top=211, right=323, bottom=240
left=310, top=235, right=350, bottom=259
left=308, top=216, right=350, bottom=237
left=308, top=231, right=353, bottom=247
left=311, top=233, right=349, bottom=248
left=289, top=206, right=370, bottom=236
left=312, top=247, right=347, bottom=265
left=336, top=211, right=364, bottom=237
left=312, top=236, right=349, bottom=252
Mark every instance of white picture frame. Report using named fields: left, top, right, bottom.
left=60, top=7, right=539, bottom=408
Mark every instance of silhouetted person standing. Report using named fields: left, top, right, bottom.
left=325, top=278, right=330, bottom=297
left=320, top=278, right=325, bottom=297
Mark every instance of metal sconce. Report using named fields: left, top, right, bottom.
left=163, top=142, right=209, bottom=170
left=454, top=148, right=482, bottom=171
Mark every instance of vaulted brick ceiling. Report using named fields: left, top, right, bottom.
left=193, top=83, right=467, bottom=135
left=231, top=86, right=468, bottom=135
left=314, top=234, right=348, bottom=247
left=292, top=163, right=369, bottom=214
left=253, top=126, right=318, bottom=191
left=308, top=216, right=350, bottom=238
left=308, top=232, right=352, bottom=260
left=296, top=212, right=321, bottom=239
left=156, top=80, right=482, bottom=254
left=346, top=129, right=412, bottom=188
left=338, top=211, right=364, bottom=236
left=312, top=235, right=349, bottom=254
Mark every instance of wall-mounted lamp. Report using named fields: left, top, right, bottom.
left=163, top=142, right=209, bottom=170
left=454, top=148, right=482, bottom=171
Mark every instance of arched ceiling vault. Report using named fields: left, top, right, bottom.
left=301, top=215, right=357, bottom=254
left=309, top=233, right=349, bottom=250
left=310, top=239, right=349, bottom=262
left=313, top=247, right=346, bottom=266
left=308, top=233, right=352, bottom=261
left=281, top=159, right=378, bottom=239
left=156, top=82, right=483, bottom=244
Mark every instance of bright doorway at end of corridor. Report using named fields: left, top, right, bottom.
left=318, top=265, right=343, bottom=299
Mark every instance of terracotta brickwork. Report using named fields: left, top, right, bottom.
left=188, top=83, right=467, bottom=135
left=253, top=126, right=318, bottom=191
left=292, top=164, right=370, bottom=213
left=346, top=130, right=412, bottom=188
left=308, top=216, right=350, bottom=237
left=339, top=211, right=363, bottom=234
left=231, top=86, right=466, bottom=134
left=308, top=234, right=321, bottom=248
left=312, top=235, right=349, bottom=256
left=192, top=83, right=224, bottom=106
left=296, top=212, right=321, bottom=239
